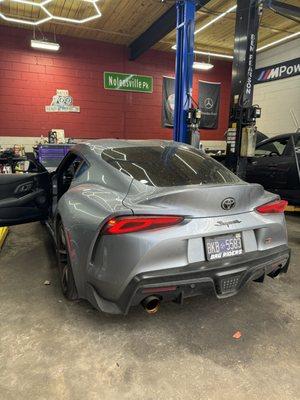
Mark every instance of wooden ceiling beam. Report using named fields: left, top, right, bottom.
left=128, top=0, right=211, bottom=60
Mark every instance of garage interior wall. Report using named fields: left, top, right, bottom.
left=253, top=37, right=300, bottom=137
left=0, top=26, right=232, bottom=150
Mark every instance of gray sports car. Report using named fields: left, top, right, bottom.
left=0, top=140, right=290, bottom=314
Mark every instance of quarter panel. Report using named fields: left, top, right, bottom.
left=56, top=184, right=132, bottom=297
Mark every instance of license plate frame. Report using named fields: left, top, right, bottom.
left=204, top=232, right=244, bottom=261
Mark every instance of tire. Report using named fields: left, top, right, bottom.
left=57, top=220, right=78, bottom=301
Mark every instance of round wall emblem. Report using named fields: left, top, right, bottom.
left=204, top=97, right=214, bottom=109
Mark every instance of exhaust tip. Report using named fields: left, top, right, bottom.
left=142, top=296, right=161, bottom=314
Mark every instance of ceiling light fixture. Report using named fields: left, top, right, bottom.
left=173, top=30, right=299, bottom=59
left=194, top=49, right=233, bottom=59
left=172, top=45, right=233, bottom=59
left=194, top=4, right=237, bottom=35
left=9, top=0, right=52, bottom=5
left=171, top=4, right=237, bottom=59
left=0, top=0, right=52, bottom=26
left=31, top=39, right=60, bottom=51
left=0, top=0, right=102, bottom=26
left=193, top=61, right=214, bottom=70
left=257, top=31, right=300, bottom=52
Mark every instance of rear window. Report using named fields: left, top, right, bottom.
left=102, top=146, right=241, bottom=187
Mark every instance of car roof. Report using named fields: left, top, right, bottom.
left=257, top=132, right=297, bottom=146
left=72, top=139, right=190, bottom=160
left=81, top=139, right=180, bottom=149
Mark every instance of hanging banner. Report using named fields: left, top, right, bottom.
left=254, top=57, right=300, bottom=84
left=162, top=76, right=175, bottom=128
left=198, top=81, right=221, bottom=129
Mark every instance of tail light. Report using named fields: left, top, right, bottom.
left=256, top=199, right=288, bottom=214
left=102, top=215, right=184, bottom=235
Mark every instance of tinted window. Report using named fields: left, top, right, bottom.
left=74, top=160, right=89, bottom=178
left=102, top=146, right=240, bottom=187
left=255, top=138, right=289, bottom=157
left=0, top=158, right=42, bottom=174
left=59, top=154, right=86, bottom=197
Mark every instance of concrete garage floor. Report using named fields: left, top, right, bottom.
left=0, top=217, right=299, bottom=400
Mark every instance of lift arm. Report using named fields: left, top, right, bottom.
left=228, top=0, right=299, bottom=177
left=228, top=0, right=262, bottom=177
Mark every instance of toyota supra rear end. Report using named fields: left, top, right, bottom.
left=0, top=140, right=290, bottom=314
left=61, top=140, right=290, bottom=314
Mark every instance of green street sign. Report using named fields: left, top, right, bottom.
left=104, top=72, right=153, bottom=93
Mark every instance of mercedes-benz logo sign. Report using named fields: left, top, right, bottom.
left=221, top=197, right=236, bottom=210
left=204, top=97, right=214, bottom=109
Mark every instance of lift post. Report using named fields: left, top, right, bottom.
left=228, top=0, right=262, bottom=178
left=173, top=0, right=196, bottom=143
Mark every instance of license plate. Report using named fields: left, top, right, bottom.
left=205, top=233, right=243, bottom=261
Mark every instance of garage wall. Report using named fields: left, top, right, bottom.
left=253, top=38, right=300, bottom=136
left=0, top=26, right=232, bottom=147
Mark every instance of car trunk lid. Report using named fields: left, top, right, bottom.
left=123, top=181, right=275, bottom=218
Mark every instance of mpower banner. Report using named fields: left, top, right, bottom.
left=255, top=57, right=300, bottom=84
left=162, top=76, right=175, bottom=128
left=198, top=80, right=220, bottom=129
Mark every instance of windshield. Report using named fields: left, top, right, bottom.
left=101, top=146, right=241, bottom=187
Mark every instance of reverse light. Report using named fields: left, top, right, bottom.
left=102, top=216, right=184, bottom=235
left=256, top=200, right=288, bottom=214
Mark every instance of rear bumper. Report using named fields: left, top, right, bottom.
left=87, top=245, right=290, bottom=315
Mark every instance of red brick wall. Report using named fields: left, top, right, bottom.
left=0, top=26, right=232, bottom=141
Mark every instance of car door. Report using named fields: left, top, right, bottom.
left=291, top=133, right=300, bottom=180
left=284, top=133, right=300, bottom=203
left=0, top=158, right=51, bottom=227
left=246, top=136, right=291, bottom=194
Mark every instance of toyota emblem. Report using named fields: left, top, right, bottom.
left=221, top=197, right=236, bottom=210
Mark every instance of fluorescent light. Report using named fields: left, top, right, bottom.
left=0, top=13, right=51, bottom=26
left=194, top=4, right=237, bottom=35
left=9, top=0, right=52, bottom=5
left=257, top=32, right=300, bottom=52
left=172, top=45, right=233, bottom=59
left=193, top=61, right=214, bottom=70
left=171, top=3, right=299, bottom=58
left=0, top=0, right=101, bottom=26
left=31, top=39, right=60, bottom=51
left=173, top=32, right=299, bottom=60
left=171, top=4, right=237, bottom=59
left=194, top=50, right=233, bottom=59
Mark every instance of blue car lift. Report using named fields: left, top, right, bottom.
left=173, top=0, right=196, bottom=144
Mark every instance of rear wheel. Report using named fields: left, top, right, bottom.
left=57, top=221, right=78, bottom=300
